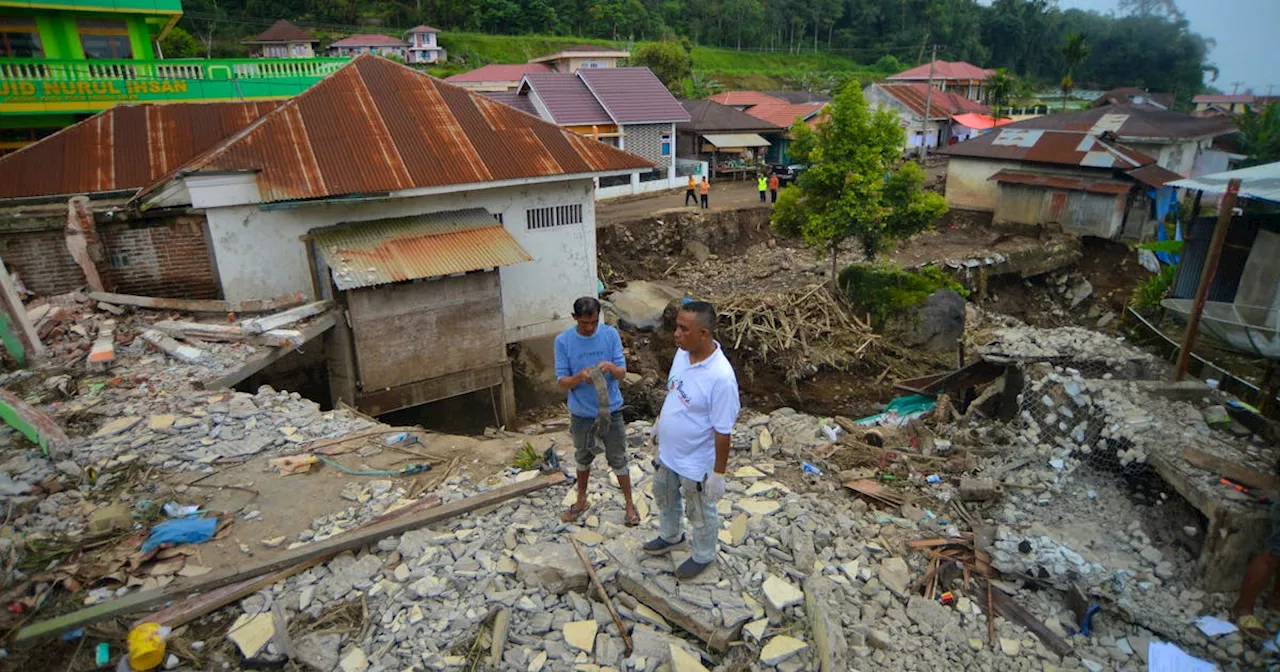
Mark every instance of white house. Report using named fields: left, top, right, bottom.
left=404, top=25, right=445, bottom=64
left=129, top=55, right=652, bottom=419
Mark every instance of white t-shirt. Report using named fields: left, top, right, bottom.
left=657, top=343, right=741, bottom=481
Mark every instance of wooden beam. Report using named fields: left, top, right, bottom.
left=569, top=535, right=632, bottom=655
left=240, top=301, right=331, bottom=335
left=152, top=320, right=304, bottom=348
left=356, top=363, right=505, bottom=416
left=0, top=258, right=43, bottom=362
left=1182, top=446, right=1278, bottom=491
left=989, top=584, right=1073, bottom=657
left=202, top=312, right=336, bottom=390
left=14, top=472, right=566, bottom=646
left=87, top=291, right=307, bottom=314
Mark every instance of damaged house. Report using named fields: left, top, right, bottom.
left=0, top=55, right=652, bottom=422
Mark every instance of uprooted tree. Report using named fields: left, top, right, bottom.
left=771, top=82, right=947, bottom=289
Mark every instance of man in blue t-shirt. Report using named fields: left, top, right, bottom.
left=554, top=297, right=638, bottom=526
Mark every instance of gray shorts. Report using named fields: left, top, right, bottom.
left=571, top=412, right=627, bottom=475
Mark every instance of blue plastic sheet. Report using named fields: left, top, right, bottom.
left=142, top=517, right=217, bottom=552
left=1150, top=187, right=1182, bottom=265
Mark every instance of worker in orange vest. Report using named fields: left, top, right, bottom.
left=685, top=174, right=697, bottom=206
left=768, top=173, right=780, bottom=203
left=699, top=176, right=710, bottom=209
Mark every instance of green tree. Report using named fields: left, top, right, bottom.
left=1060, top=31, right=1089, bottom=111
left=630, top=40, right=692, bottom=88
left=771, top=83, right=947, bottom=286
left=1238, top=103, right=1280, bottom=167
left=985, top=68, right=1014, bottom=118
left=159, top=26, right=202, bottom=59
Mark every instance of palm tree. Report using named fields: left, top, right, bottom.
left=986, top=69, right=1015, bottom=120
left=1060, top=32, right=1090, bottom=112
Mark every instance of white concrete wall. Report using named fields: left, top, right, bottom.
left=202, top=179, right=597, bottom=344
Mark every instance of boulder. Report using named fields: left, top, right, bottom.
left=611, top=281, right=684, bottom=331
left=885, top=290, right=966, bottom=351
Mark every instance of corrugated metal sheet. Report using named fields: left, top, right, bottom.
left=875, top=83, right=989, bottom=119
left=992, top=104, right=1234, bottom=141
left=523, top=73, right=614, bottom=125
left=990, top=169, right=1132, bottom=194
left=481, top=90, right=540, bottom=117
left=313, top=208, right=532, bottom=290
left=1167, top=162, right=1280, bottom=203
left=678, top=100, right=781, bottom=133
left=0, top=101, right=278, bottom=199
left=944, top=128, right=1157, bottom=170
left=707, top=91, right=788, bottom=108
left=702, top=133, right=771, bottom=148
left=1125, top=164, right=1183, bottom=189
left=578, top=68, right=690, bottom=124
left=446, top=63, right=553, bottom=84
left=140, top=56, right=652, bottom=205
left=744, top=102, right=826, bottom=129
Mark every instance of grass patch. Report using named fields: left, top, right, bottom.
left=1131, top=264, right=1179, bottom=312
left=838, top=263, right=968, bottom=326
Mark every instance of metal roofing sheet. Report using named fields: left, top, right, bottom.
left=0, top=101, right=279, bottom=200
left=990, top=169, right=1132, bottom=194
left=1125, top=163, right=1183, bottom=189
left=943, top=128, right=1157, bottom=169
left=577, top=68, right=690, bottom=124
left=523, top=73, right=613, bottom=125
left=678, top=99, right=782, bottom=133
left=1167, top=162, right=1280, bottom=203
left=481, top=90, right=539, bottom=117
left=888, top=60, right=994, bottom=82
left=743, top=102, right=826, bottom=129
left=997, top=104, right=1234, bottom=140
left=702, top=133, right=771, bottom=148
left=313, top=208, right=532, bottom=290
left=140, top=56, right=652, bottom=205
left=876, top=83, right=989, bottom=119
left=446, top=63, right=553, bottom=83
left=707, top=91, right=789, bottom=108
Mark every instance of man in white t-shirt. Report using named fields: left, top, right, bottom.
left=644, top=300, right=740, bottom=579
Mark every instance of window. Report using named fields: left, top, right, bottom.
left=661, top=133, right=672, bottom=157
left=0, top=17, right=43, bottom=58
left=78, top=19, right=132, bottom=59
left=526, top=204, right=583, bottom=230
left=493, top=213, right=504, bottom=225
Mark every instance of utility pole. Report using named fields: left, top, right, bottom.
left=919, top=44, right=937, bottom=160
left=1230, top=81, right=1243, bottom=95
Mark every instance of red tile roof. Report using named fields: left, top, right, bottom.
left=243, top=19, right=314, bottom=44
left=406, top=25, right=440, bottom=33
left=743, top=102, right=826, bottom=129
left=523, top=73, right=614, bottom=125
left=446, top=63, right=554, bottom=84
left=875, top=83, right=989, bottom=119
left=990, top=169, right=1133, bottom=194
left=577, top=68, right=690, bottom=124
left=1193, top=94, right=1254, bottom=104
left=0, top=101, right=279, bottom=199
left=888, top=60, right=995, bottom=82
left=138, top=56, right=651, bottom=205
left=942, top=128, right=1158, bottom=170
left=329, top=34, right=407, bottom=48
left=707, top=91, right=788, bottom=108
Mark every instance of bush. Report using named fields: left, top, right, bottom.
left=873, top=55, right=905, bottom=73
left=1131, top=264, right=1178, bottom=312
left=838, top=263, right=968, bottom=326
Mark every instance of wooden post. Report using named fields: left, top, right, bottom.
left=0, top=258, right=43, bottom=363
left=1174, top=179, right=1241, bottom=381
left=498, top=361, right=517, bottom=429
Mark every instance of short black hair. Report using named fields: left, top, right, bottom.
left=572, top=297, right=601, bottom=317
left=680, top=300, right=716, bottom=331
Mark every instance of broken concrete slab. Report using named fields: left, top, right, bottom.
left=804, top=575, right=848, bottom=672
left=878, top=557, right=910, bottom=598
left=760, top=635, right=808, bottom=666
left=514, top=543, right=589, bottom=592
left=611, top=281, right=683, bottom=331
left=669, top=642, right=709, bottom=672
left=761, top=575, right=803, bottom=611
left=563, top=620, right=598, bottom=653
left=619, top=570, right=742, bottom=652
left=227, top=612, right=275, bottom=659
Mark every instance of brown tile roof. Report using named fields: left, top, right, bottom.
left=138, top=55, right=651, bottom=205
left=522, top=73, right=613, bottom=125
left=888, top=60, right=995, bottom=82
left=743, top=102, right=826, bottom=129
left=707, top=91, right=788, bottom=108
left=677, top=99, right=782, bottom=134
left=482, top=90, right=540, bottom=117
left=577, top=68, right=690, bottom=124
left=1000, top=104, right=1234, bottom=141
left=1090, top=87, right=1174, bottom=110
left=875, top=83, right=989, bottom=119
left=0, top=101, right=279, bottom=200
left=445, top=63, right=553, bottom=84
left=243, top=19, right=315, bottom=44
left=329, top=34, right=407, bottom=48
left=942, top=128, right=1158, bottom=170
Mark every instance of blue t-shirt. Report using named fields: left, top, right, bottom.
left=554, top=324, right=625, bottom=418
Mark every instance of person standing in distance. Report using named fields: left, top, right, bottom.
left=555, top=297, right=639, bottom=526
left=699, top=176, right=710, bottom=209
left=644, top=300, right=741, bottom=578
left=685, top=174, right=698, bottom=207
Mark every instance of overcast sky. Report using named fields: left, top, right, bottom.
left=1052, top=0, right=1275, bottom=93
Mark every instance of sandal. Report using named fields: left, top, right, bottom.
left=561, top=501, right=589, bottom=523
left=624, top=505, right=641, bottom=528
left=1237, top=613, right=1269, bottom=641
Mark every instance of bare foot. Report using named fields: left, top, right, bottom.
left=561, top=501, right=589, bottom=523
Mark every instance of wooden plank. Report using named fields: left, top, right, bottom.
left=355, top=363, right=504, bottom=417
left=569, top=536, right=632, bottom=655
left=0, top=258, right=43, bottom=362
left=152, top=320, right=304, bottom=348
left=141, top=329, right=210, bottom=365
left=87, top=319, right=115, bottom=368
left=240, top=301, right=331, bottom=335
left=989, top=585, right=1072, bottom=657
left=14, top=472, right=566, bottom=646
left=843, top=479, right=906, bottom=507
left=202, top=312, right=336, bottom=389
left=617, top=572, right=741, bottom=652
left=1182, top=446, right=1278, bottom=491
left=87, top=291, right=307, bottom=314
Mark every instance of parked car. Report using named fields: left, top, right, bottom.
left=770, top=164, right=806, bottom=185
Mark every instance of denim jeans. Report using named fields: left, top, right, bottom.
left=653, top=460, right=719, bottom=564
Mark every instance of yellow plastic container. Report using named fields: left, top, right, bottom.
left=126, top=622, right=168, bottom=671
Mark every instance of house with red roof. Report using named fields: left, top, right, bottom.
left=446, top=63, right=555, bottom=92
left=404, top=25, right=445, bottom=64
left=326, top=34, right=410, bottom=60
left=864, top=82, right=991, bottom=152
left=886, top=60, right=996, bottom=102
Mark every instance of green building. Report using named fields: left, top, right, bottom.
left=0, top=0, right=346, bottom=152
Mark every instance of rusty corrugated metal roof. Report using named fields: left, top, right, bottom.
left=942, top=129, right=1158, bottom=169
left=0, top=101, right=279, bottom=200
left=313, top=208, right=532, bottom=290
left=997, top=104, right=1234, bottom=141
left=990, top=169, right=1133, bottom=195
left=1125, top=163, right=1183, bottom=189
left=143, top=55, right=651, bottom=204
left=875, top=83, right=989, bottom=119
